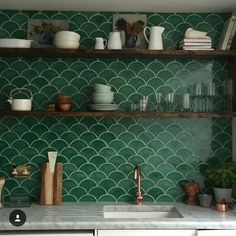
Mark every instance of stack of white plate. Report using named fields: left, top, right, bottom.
left=90, top=84, right=118, bottom=111
left=55, top=31, right=80, bottom=49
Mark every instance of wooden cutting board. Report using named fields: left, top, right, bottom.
left=53, top=162, right=63, bottom=205
left=40, top=162, right=53, bottom=205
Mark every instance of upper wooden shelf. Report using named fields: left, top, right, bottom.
left=0, top=48, right=236, bottom=58
left=0, top=110, right=235, bottom=118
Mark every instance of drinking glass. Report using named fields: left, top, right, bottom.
left=204, top=82, right=215, bottom=112
left=193, top=83, right=203, bottom=112
left=155, top=92, right=162, bottom=111
left=182, top=93, right=191, bottom=111
left=139, top=96, right=149, bottom=111
left=165, top=92, right=175, bottom=111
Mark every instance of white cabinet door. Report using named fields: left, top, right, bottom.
left=198, top=230, right=236, bottom=236
left=0, top=232, right=94, bottom=236
left=98, top=230, right=196, bottom=236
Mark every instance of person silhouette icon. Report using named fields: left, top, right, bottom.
left=9, top=210, right=26, bottom=226
left=14, top=214, right=21, bottom=222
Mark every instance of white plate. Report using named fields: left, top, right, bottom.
left=90, top=104, right=118, bottom=111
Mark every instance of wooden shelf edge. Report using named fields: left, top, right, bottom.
left=0, top=48, right=236, bottom=58
left=0, top=111, right=235, bottom=118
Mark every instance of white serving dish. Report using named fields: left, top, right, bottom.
left=55, top=40, right=80, bottom=49
left=0, top=39, right=33, bottom=48
left=55, top=31, right=80, bottom=41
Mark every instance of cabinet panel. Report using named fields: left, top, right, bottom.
left=198, top=230, right=236, bottom=236
left=98, top=230, right=196, bottom=236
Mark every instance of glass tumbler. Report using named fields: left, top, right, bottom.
left=193, top=83, right=203, bottom=112
left=165, top=92, right=175, bottom=111
left=155, top=92, right=162, bottom=111
left=205, top=82, right=215, bottom=112
left=182, top=93, right=191, bottom=111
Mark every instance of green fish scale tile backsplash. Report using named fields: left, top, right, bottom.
left=0, top=10, right=232, bottom=203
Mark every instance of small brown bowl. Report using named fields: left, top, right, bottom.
left=56, top=95, right=71, bottom=103
left=56, top=103, right=72, bottom=112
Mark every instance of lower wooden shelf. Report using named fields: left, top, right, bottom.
left=0, top=111, right=235, bottom=118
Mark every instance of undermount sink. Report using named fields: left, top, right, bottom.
left=103, top=205, right=183, bottom=219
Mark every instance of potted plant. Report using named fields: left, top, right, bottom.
left=205, top=162, right=236, bottom=203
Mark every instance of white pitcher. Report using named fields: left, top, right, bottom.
left=143, top=26, right=165, bottom=50
left=107, top=32, right=122, bottom=50
left=95, top=37, right=107, bottom=50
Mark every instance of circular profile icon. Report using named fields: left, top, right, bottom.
left=9, top=209, right=26, bottom=226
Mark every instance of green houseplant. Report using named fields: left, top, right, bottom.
left=205, top=162, right=236, bottom=203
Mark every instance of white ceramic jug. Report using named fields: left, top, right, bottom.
left=107, top=32, right=122, bottom=50
left=95, top=37, right=107, bottom=50
left=143, top=26, right=165, bottom=50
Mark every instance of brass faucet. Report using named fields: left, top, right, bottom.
left=134, top=164, right=143, bottom=205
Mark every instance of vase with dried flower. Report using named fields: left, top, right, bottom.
left=115, top=18, right=145, bottom=48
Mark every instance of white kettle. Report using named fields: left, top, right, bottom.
left=107, top=32, right=122, bottom=50
left=143, top=26, right=165, bottom=50
left=7, top=88, right=33, bottom=111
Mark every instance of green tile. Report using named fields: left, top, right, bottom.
left=80, top=179, right=96, bottom=191
left=99, top=179, right=116, bottom=191
left=0, top=10, right=232, bottom=203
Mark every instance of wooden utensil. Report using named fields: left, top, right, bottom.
left=53, top=162, right=63, bottom=205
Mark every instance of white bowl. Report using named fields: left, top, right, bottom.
left=94, top=83, right=111, bottom=92
left=55, top=31, right=80, bottom=41
left=55, top=40, right=80, bottom=49
left=0, top=39, right=33, bottom=48
left=92, top=91, right=114, bottom=104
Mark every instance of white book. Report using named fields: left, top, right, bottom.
left=180, top=42, right=212, bottom=46
left=180, top=38, right=212, bottom=43
left=182, top=47, right=214, bottom=51
left=182, top=45, right=212, bottom=49
left=218, top=15, right=236, bottom=50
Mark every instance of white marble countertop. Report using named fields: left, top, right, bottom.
left=0, top=202, right=236, bottom=231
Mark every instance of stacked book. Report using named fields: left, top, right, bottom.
left=179, top=37, right=213, bottom=50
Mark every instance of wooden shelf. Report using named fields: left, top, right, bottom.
left=0, top=48, right=236, bottom=58
left=0, top=110, right=235, bottom=118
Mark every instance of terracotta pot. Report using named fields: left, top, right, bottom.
left=56, top=103, right=72, bottom=112
left=56, top=95, right=71, bottom=104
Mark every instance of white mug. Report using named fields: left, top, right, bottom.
left=107, top=32, right=122, bottom=50
left=95, top=37, right=107, bottom=50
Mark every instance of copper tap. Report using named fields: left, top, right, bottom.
left=134, top=164, right=143, bottom=205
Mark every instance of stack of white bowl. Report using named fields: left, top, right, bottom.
left=55, top=31, right=80, bottom=49
left=90, top=84, right=118, bottom=111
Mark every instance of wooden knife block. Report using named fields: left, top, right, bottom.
left=40, top=162, right=63, bottom=205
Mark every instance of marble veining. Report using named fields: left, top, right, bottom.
left=0, top=203, right=236, bottom=230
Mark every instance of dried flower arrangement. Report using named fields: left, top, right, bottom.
left=115, top=18, right=145, bottom=48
